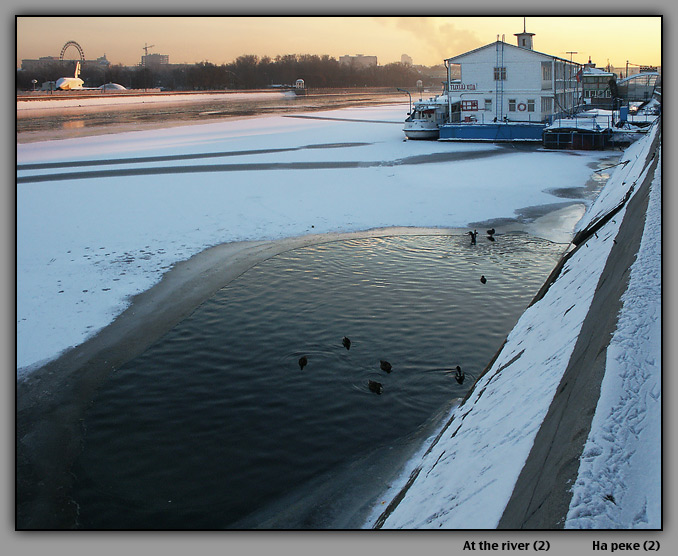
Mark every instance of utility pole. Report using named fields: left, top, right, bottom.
left=567, top=52, right=578, bottom=112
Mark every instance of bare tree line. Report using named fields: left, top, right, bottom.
left=18, top=53, right=445, bottom=91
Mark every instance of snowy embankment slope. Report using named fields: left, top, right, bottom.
left=369, top=122, right=661, bottom=530
left=565, top=145, right=661, bottom=529
left=17, top=103, right=613, bottom=376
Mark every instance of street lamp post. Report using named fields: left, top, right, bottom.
left=397, top=87, right=412, bottom=114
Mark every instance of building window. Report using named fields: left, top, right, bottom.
left=484, top=98, right=492, bottom=111
left=527, top=99, right=535, bottom=112
left=541, top=97, right=553, bottom=113
left=461, top=100, right=478, bottom=111
left=541, top=62, right=552, bottom=81
left=508, top=99, right=516, bottom=112
left=493, top=66, right=507, bottom=80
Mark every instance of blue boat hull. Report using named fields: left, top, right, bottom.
left=438, top=123, right=545, bottom=142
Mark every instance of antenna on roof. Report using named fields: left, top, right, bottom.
left=523, top=17, right=526, bottom=33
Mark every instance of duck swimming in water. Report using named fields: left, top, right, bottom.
left=380, top=360, right=392, bottom=373
left=298, top=355, right=308, bottom=370
left=455, top=365, right=465, bottom=384
left=368, top=380, right=383, bottom=394
left=342, top=336, right=351, bottom=350
left=468, top=230, right=478, bottom=245
left=487, top=228, right=495, bottom=236
left=480, top=275, right=487, bottom=284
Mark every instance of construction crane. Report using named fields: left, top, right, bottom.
left=142, top=43, right=155, bottom=56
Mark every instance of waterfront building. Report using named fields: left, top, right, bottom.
left=579, top=58, right=616, bottom=109
left=443, top=26, right=580, bottom=124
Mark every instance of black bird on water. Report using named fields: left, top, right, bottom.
left=468, top=230, right=478, bottom=245
left=342, top=336, right=351, bottom=350
left=487, top=228, right=495, bottom=236
left=480, top=275, right=487, bottom=284
left=368, top=380, right=383, bottom=395
left=298, top=356, right=308, bottom=370
left=380, top=360, right=392, bottom=373
left=455, top=365, right=465, bottom=384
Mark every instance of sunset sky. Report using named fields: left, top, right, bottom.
left=17, top=15, right=662, bottom=70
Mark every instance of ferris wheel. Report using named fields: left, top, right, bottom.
left=59, top=40, right=85, bottom=61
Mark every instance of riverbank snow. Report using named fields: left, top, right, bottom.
left=565, top=147, right=661, bottom=529
left=16, top=90, right=298, bottom=113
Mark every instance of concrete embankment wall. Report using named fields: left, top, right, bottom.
left=370, top=122, right=661, bottom=529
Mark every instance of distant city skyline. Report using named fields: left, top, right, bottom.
left=17, top=16, right=662, bottom=70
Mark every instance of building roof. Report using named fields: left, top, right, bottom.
left=583, top=66, right=614, bottom=76
left=617, top=72, right=660, bottom=85
left=445, top=40, right=578, bottom=66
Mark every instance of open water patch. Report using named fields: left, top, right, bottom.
left=71, top=233, right=564, bottom=529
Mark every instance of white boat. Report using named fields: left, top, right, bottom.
left=403, top=88, right=460, bottom=140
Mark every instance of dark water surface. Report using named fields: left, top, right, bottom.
left=71, top=233, right=564, bottom=529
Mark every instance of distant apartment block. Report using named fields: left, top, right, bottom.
left=142, top=53, right=170, bottom=67
left=339, top=54, right=378, bottom=68
left=21, top=54, right=111, bottom=72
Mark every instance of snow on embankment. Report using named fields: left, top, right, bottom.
left=565, top=146, right=661, bottom=529
left=367, top=122, right=661, bottom=529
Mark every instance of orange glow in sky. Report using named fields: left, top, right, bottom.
left=17, top=16, right=662, bottom=70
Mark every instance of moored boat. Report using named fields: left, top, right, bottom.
left=403, top=86, right=460, bottom=140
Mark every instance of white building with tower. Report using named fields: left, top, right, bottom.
left=443, top=24, right=580, bottom=124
